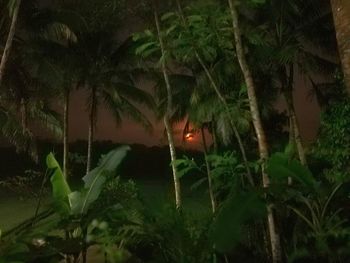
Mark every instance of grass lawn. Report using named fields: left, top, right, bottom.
left=0, top=177, right=211, bottom=233
left=0, top=192, right=51, bottom=232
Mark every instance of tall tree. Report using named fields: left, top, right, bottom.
left=0, top=0, right=21, bottom=87
left=227, top=0, right=282, bottom=262
left=51, top=0, right=153, bottom=176
left=255, top=0, right=336, bottom=166
left=330, top=0, right=350, bottom=92
left=1, top=0, right=81, bottom=175
left=153, top=0, right=182, bottom=208
left=81, top=38, right=153, bottom=175
left=0, top=42, right=62, bottom=159
left=37, top=21, right=81, bottom=178
left=167, top=0, right=254, bottom=183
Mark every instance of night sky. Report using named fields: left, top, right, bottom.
left=0, top=4, right=323, bottom=149
left=54, top=13, right=322, bottom=148
left=60, top=72, right=320, bottom=148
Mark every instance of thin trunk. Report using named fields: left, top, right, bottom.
left=0, top=0, right=21, bottom=87
left=228, top=0, right=282, bottom=262
left=202, top=126, right=219, bottom=261
left=201, top=127, right=216, bottom=214
left=330, top=0, right=350, bottom=93
left=285, top=99, right=295, bottom=186
left=285, top=66, right=295, bottom=147
left=282, top=65, right=307, bottom=166
left=164, top=116, right=182, bottom=208
left=153, top=0, right=181, bottom=208
left=20, top=97, right=27, bottom=135
left=287, top=66, right=307, bottom=166
left=20, top=97, right=30, bottom=154
left=196, top=53, right=254, bottom=186
left=174, top=0, right=253, bottom=185
left=287, top=107, right=295, bottom=147
left=284, top=97, right=305, bottom=166
left=291, top=110, right=307, bottom=165
left=86, top=86, right=96, bottom=175
left=63, top=89, right=70, bottom=178
left=211, top=119, right=218, bottom=154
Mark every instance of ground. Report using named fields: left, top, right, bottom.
left=0, top=178, right=210, bottom=233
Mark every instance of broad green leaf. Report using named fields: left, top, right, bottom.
left=173, top=156, right=201, bottom=179
left=135, top=42, right=158, bottom=56
left=187, top=15, right=203, bottom=23
left=267, top=152, right=317, bottom=190
left=210, top=191, right=266, bottom=252
left=191, top=177, right=207, bottom=191
left=47, top=152, right=71, bottom=216
left=161, top=12, right=176, bottom=21
left=166, top=24, right=178, bottom=36
left=144, top=29, right=154, bottom=37
left=284, top=142, right=296, bottom=159
left=69, top=146, right=130, bottom=215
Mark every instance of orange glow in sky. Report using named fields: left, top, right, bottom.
left=185, top=132, right=194, bottom=141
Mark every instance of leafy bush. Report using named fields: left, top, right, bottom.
left=313, top=98, right=350, bottom=182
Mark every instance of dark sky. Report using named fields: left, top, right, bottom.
left=59, top=88, right=202, bottom=148
left=0, top=3, right=323, bottom=149
left=59, top=15, right=322, bottom=148
left=61, top=73, right=320, bottom=148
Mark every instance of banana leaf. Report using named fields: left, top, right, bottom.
left=47, top=152, right=71, bottom=216
left=266, top=152, right=317, bottom=190
left=210, top=191, right=266, bottom=252
left=69, top=146, right=130, bottom=215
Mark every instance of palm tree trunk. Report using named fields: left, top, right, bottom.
left=196, top=53, right=254, bottom=186
left=0, top=0, right=21, bottom=87
left=330, top=0, right=350, bottom=93
left=86, top=86, right=96, bottom=175
left=201, top=127, right=216, bottom=213
left=286, top=101, right=307, bottom=166
left=281, top=66, right=307, bottom=166
left=163, top=116, right=182, bottom=208
left=174, top=0, right=253, bottom=185
left=292, top=112, right=306, bottom=165
left=227, top=0, right=281, bottom=262
left=287, top=108, right=295, bottom=147
left=63, top=89, right=70, bottom=178
left=20, top=97, right=27, bottom=135
left=211, top=119, right=218, bottom=154
left=153, top=0, right=181, bottom=208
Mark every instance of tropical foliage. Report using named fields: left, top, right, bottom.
left=1, top=0, right=350, bottom=262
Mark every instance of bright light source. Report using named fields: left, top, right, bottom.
left=185, top=132, right=194, bottom=141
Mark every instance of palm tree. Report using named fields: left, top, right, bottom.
left=0, top=0, right=69, bottom=161
left=50, top=0, right=153, bottom=178
left=254, top=0, right=336, bottom=166
left=330, top=0, right=350, bottom=92
left=0, top=42, right=62, bottom=159
left=187, top=99, right=247, bottom=213
left=167, top=0, right=254, bottom=181
left=152, top=0, right=182, bottom=208
left=77, top=32, right=153, bottom=175
left=136, top=1, right=257, bottom=206
left=227, top=0, right=282, bottom=262
left=0, top=0, right=21, bottom=87
left=35, top=21, right=81, bottom=178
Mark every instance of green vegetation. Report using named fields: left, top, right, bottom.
left=1, top=0, right=350, bottom=262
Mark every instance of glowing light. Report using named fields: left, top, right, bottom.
left=185, top=132, right=194, bottom=141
